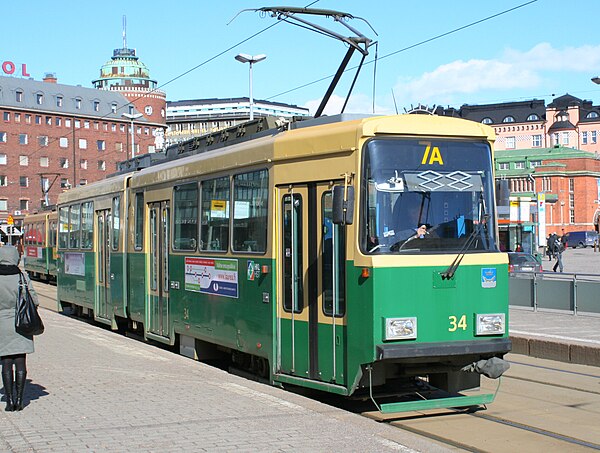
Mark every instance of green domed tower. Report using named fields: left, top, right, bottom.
left=92, top=18, right=166, bottom=135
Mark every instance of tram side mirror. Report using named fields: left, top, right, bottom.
left=332, top=185, right=354, bottom=225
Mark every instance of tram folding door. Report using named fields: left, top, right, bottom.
left=146, top=201, right=171, bottom=342
left=95, top=209, right=112, bottom=322
left=277, top=183, right=347, bottom=385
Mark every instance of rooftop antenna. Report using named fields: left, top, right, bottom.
left=237, top=7, right=377, bottom=118
left=122, top=15, right=127, bottom=49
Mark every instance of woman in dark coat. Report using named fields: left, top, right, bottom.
left=0, top=245, right=39, bottom=411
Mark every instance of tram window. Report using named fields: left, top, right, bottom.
left=58, top=206, right=69, bottom=249
left=282, top=194, right=303, bottom=313
left=49, top=221, right=57, bottom=248
left=81, top=201, right=93, bottom=249
left=200, top=176, right=229, bottom=252
left=134, top=193, right=144, bottom=250
left=173, top=183, right=198, bottom=251
left=38, top=223, right=44, bottom=246
left=232, top=169, right=268, bottom=253
left=112, top=196, right=120, bottom=250
left=322, top=192, right=346, bottom=317
left=69, top=204, right=81, bottom=249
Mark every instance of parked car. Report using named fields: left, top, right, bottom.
left=565, top=230, right=598, bottom=248
left=508, top=252, right=543, bottom=273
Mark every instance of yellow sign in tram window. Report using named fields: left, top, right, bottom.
left=421, top=145, right=444, bottom=165
left=211, top=200, right=227, bottom=219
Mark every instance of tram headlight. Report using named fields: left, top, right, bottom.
left=384, top=317, right=417, bottom=340
left=476, top=313, right=506, bottom=335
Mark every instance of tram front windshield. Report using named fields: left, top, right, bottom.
left=361, top=138, right=497, bottom=254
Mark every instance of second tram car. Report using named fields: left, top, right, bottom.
left=22, top=210, right=58, bottom=282
left=52, top=114, right=510, bottom=412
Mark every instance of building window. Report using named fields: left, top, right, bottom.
left=0, top=132, right=6, bottom=143
left=79, top=139, right=87, bottom=149
left=19, top=200, right=28, bottom=211
left=59, top=137, right=68, bottom=148
left=542, top=177, right=552, bottom=191
left=111, top=103, right=117, bottom=113
left=14, top=114, right=20, bottom=123
left=530, top=160, right=542, bottom=168
left=16, top=91, right=23, bottom=102
left=25, top=114, right=31, bottom=124
left=514, top=161, right=525, bottom=169
left=80, top=159, right=87, bottom=169
left=93, top=101, right=100, bottom=112
left=40, top=157, right=49, bottom=167
left=582, top=131, right=588, bottom=145
left=60, top=178, right=69, bottom=188
left=19, top=134, right=28, bottom=145
left=569, top=178, right=574, bottom=192
left=56, top=96, right=63, bottom=107
left=0, top=200, right=7, bottom=211
left=115, top=142, right=123, bottom=152
left=74, top=120, right=80, bottom=128
left=498, top=162, right=509, bottom=171
left=561, top=132, right=569, bottom=145
left=36, top=93, right=43, bottom=104
left=111, top=123, right=116, bottom=132
left=65, top=118, right=71, bottom=127
left=555, top=111, right=569, bottom=122
left=0, top=154, right=6, bottom=165
left=46, top=116, right=52, bottom=125
left=19, top=155, right=28, bottom=166
left=532, top=134, right=542, bottom=147
left=592, top=131, right=597, bottom=144
left=586, top=111, right=599, bottom=119
left=97, top=140, right=105, bottom=151
left=75, top=98, right=82, bottom=109
left=527, top=114, right=540, bottom=121
left=35, top=115, right=42, bottom=125
left=502, top=116, right=515, bottom=123
left=0, top=175, right=6, bottom=186
left=3, top=112, right=10, bottom=121
left=19, top=176, right=28, bottom=187
left=60, top=158, right=69, bottom=169
left=505, top=136, right=516, bottom=149
left=552, top=133, right=559, bottom=146
left=98, top=160, right=106, bottom=171
left=84, top=120, right=90, bottom=129
left=38, top=136, right=49, bottom=147
left=120, top=124, right=125, bottom=133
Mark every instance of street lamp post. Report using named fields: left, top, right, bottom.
left=122, top=112, right=143, bottom=159
left=235, top=53, right=266, bottom=121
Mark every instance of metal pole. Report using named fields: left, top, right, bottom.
left=130, top=119, right=135, bottom=159
left=249, top=61, right=254, bottom=121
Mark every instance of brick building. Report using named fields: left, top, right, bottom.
left=0, top=43, right=166, bottom=225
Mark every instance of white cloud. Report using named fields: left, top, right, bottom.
left=392, top=42, right=600, bottom=108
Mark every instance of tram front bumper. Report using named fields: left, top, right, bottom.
left=376, top=338, right=511, bottom=360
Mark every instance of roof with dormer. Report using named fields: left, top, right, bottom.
left=0, top=75, right=143, bottom=120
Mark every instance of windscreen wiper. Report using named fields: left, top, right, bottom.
left=441, top=193, right=489, bottom=280
left=440, top=217, right=488, bottom=280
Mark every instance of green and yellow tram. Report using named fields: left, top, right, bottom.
left=22, top=210, right=58, bottom=283
left=54, top=113, right=510, bottom=412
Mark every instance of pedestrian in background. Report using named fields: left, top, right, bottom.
left=552, top=235, right=564, bottom=273
left=0, top=245, right=39, bottom=411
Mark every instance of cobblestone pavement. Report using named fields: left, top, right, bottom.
left=0, top=309, right=447, bottom=453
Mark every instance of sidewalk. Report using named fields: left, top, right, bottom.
left=510, top=308, right=600, bottom=366
left=0, top=308, right=447, bottom=453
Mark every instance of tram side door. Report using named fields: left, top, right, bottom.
left=146, top=201, right=170, bottom=340
left=276, top=183, right=347, bottom=384
left=95, top=209, right=111, bottom=321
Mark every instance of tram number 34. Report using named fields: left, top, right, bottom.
left=448, top=315, right=467, bottom=331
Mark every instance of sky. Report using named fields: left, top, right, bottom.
left=4, top=0, right=600, bottom=116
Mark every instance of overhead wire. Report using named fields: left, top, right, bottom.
left=5, top=0, right=536, bottom=185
